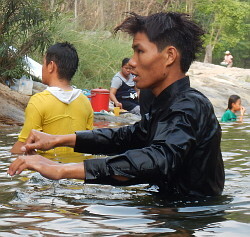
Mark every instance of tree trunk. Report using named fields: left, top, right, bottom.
left=204, top=44, right=213, bottom=63
left=74, top=0, right=78, bottom=19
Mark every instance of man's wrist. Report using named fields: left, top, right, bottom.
left=57, top=134, right=76, bottom=148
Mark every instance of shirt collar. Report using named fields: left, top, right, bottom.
left=151, top=76, right=190, bottom=112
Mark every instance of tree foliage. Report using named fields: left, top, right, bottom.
left=58, top=0, right=249, bottom=68
left=193, top=0, right=249, bottom=65
left=0, top=0, right=57, bottom=82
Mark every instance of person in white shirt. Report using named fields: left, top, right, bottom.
left=223, top=51, right=233, bottom=68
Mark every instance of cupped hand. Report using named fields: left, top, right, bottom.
left=21, top=129, right=57, bottom=154
left=7, top=155, right=57, bottom=177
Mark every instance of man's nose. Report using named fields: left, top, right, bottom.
left=128, top=57, right=136, bottom=68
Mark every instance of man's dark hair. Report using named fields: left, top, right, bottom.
left=114, top=12, right=205, bottom=73
left=122, top=57, right=130, bottom=67
left=45, top=42, right=79, bottom=80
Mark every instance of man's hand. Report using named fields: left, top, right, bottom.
left=21, top=129, right=57, bottom=154
left=7, top=155, right=61, bottom=178
left=8, top=155, right=86, bottom=180
left=21, top=130, right=76, bottom=154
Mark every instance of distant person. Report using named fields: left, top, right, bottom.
left=10, top=42, right=93, bottom=155
left=110, top=58, right=140, bottom=115
left=222, top=51, right=233, bottom=68
left=8, top=12, right=224, bottom=198
left=221, top=95, right=246, bottom=122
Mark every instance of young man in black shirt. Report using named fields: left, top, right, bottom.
left=8, top=12, right=225, bottom=197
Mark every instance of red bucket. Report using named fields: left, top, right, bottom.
left=90, top=88, right=110, bottom=112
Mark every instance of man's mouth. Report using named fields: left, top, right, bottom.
left=131, top=72, right=138, bottom=79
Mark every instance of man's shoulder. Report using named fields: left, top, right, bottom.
left=32, top=89, right=50, bottom=97
left=179, top=87, right=210, bottom=105
left=28, top=90, right=55, bottom=103
left=75, top=93, right=91, bottom=103
left=170, top=88, right=213, bottom=116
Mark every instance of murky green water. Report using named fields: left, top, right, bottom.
left=0, top=116, right=250, bottom=236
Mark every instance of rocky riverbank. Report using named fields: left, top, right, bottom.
left=188, top=62, right=250, bottom=117
left=0, top=61, right=249, bottom=127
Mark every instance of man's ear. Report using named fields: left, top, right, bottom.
left=47, top=61, right=57, bottom=73
left=163, top=46, right=178, bottom=67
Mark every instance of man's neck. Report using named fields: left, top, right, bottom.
left=152, top=72, right=186, bottom=97
left=47, top=78, right=72, bottom=90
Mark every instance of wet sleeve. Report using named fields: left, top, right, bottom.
left=74, top=120, right=148, bottom=155
left=79, top=112, right=198, bottom=185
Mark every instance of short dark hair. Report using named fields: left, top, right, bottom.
left=122, top=58, right=130, bottom=67
left=114, top=12, right=205, bottom=73
left=45, top=42, right=79, bottom=80
left=228, top=95, right=240, bottom=110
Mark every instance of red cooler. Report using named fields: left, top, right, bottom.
left=90, top=88, right=110, bottom=112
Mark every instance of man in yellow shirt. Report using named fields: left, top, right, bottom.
left=10, top=42, right=93, bottom=155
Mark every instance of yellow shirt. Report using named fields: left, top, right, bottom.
left=18, top=90, right=93, bottom=155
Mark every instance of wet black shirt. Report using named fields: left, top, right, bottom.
left=75, top=77, right=225, bottom=197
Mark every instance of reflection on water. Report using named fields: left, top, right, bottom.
left=0, top=117, right=250, bottom=236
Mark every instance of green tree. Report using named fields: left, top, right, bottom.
left=193, top=0, right=249, bottom=64
left=0, top=0, right=57, bottom=83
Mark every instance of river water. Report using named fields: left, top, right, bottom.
left=0, top=116, right=250, bottom=236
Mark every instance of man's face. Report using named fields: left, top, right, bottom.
left=129, top=32, right=168, bottom=95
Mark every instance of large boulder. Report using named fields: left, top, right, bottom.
left=188, top=62, right=250, bottom=118
left=0, top=83, right=29, bottom=126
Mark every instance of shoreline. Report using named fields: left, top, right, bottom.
left=0, top=61, right=249, bottom=127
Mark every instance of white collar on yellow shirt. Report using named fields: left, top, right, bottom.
left=46, top=86, right=82, bottom=104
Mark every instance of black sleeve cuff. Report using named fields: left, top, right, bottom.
left=84, top=158, right=110, bottom=182
left=74, top=131, right=96, bottom=153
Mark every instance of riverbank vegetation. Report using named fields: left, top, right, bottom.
left=0, top=0, right=249, bottom=89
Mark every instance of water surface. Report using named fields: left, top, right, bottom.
left=0, top=117, right=249, bottom=236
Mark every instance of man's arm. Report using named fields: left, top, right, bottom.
left=7, top=155, right=85, bottom=179
left=7, top=154, right=129, bottom=182
left=22, top=129, right=76, bottom=154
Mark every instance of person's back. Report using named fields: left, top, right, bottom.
left=19, top=89, right=93, bottom=155
left=10, top=42, right=93, bottom=155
